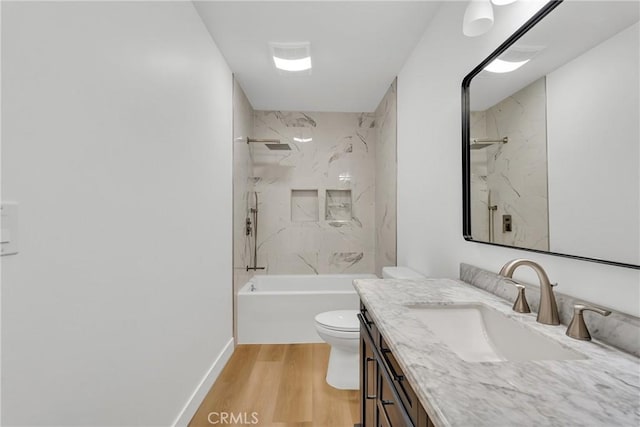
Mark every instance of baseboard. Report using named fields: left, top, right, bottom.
left=172, top=337, right=235, bottom=427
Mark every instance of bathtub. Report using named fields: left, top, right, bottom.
left=237, top=273, right=377, bottom=344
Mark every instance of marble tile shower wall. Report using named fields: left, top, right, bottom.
left=232, top=81, right=254, bottom=301
left=470, top=77, right=549, bottom=250
left=374, top=81, right=397, bottom=276
left=470, top=111, right=490, bottom=241
left=252, top=110, right=376, bottom=274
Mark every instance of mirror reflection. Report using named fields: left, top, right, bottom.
left=466, top=0, right=639, bottom=267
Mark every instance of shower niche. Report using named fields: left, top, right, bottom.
left=325, top=189, right=352, bottom=222
left=291, top=189, right=319, bottom=222
left=290, top=189, right=354, bottom=223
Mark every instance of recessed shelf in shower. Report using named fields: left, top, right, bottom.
left=291, top=189, right=319, bottom=222
left=325, top=189, right=352, bottom=222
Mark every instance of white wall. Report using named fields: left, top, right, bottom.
left=2, top=2, right=233, bottom=425
left=397, top=1, right=640, bottom=316
left=547, top=22, right=639, bottom=266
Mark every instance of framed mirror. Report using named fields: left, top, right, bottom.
left=462, top=0, right=639, bottom=269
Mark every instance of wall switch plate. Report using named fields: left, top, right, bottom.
left=1, top=202, right=19, bottom=256
left=502, top=214, right=512, bottom=233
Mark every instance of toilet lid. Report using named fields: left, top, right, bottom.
left=315, top=310, right=359, bottom=332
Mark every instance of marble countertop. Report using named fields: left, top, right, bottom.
left=353, top=278, right=640, bottom=427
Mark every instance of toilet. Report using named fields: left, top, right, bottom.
left=315, top=310, right=360, bottom=389
left=314, top=266, right=425, bottom=390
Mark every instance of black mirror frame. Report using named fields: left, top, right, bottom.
left=461, top=0, right=639, bottom=270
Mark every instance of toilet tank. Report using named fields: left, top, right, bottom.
left=381, top=266, right=425, bottom=279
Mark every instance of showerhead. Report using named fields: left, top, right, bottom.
left=470, top=137, right=508, bottom=150
left=265, top=143, right=291, bottom=151
left=246, top=137, right=292, bottom=151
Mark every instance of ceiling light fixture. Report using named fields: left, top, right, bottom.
left=269, top=42, right=312, bottom=74
left=491, top=0, right=517, bottom=5
left=484, top=58, right=530, bottom=73
left=293, top=137, right=313, bottom=143
left=273, top=57, right=311, bottom=72
left=482, top=44, right=543, bottom=73
left=463, top=0, right=494, bottom=37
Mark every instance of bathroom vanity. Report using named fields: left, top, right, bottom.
left=355, top=275, right=640, bottom=427
left=359, top=303, right=433, bottom=427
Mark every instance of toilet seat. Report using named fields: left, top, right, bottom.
left=315, top=323, right=359, bottom=340
left=315, top=310, right=359, bottom=332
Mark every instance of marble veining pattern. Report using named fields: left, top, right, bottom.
left=329, top=251, right=364, bottom=272
left=354, top=276, right=640, bottom=426
left=460, top=263, right=640, bottom=357
left=325, top=189, right=352, bottom=221
left=252, top=110, right=376, bottom=274
left=291, top=189, right=319, bottom=222
left=374, top=80, right=398, bottom=275
left=470, top=77, right=549, bottom=250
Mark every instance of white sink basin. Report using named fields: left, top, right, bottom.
left=406, top=303, right=586, bottom=362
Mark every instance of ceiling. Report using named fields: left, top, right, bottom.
left=470, top=1, right=640, bottom=111
left=194, top=1, right=441, bottom=112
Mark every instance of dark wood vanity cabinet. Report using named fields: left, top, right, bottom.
left=360, top=304, right=377, bottom=427
left=359, top=303, right=434, bottom=427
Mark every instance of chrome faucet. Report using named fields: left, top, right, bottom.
left=499, top=259, right=560, bottom=325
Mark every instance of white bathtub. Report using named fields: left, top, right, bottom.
left=237, top=274, right=377, bottom=344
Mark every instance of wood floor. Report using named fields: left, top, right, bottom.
left=189, top=344, right=360, bottom=427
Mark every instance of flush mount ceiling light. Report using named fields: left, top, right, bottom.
left=269, top=42, right=312, bottom=74
left=463, top=0, right=494, bottom=37
left=483, top=45, right=543, bottom=73
left=293, top=137, right=313, bottom=143
left=484, top=58, right=530, bottom=73
left=273, top=57, right=311, bottom=72
left=491, top=0, right=517, bottom=5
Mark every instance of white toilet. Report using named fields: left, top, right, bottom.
left=314, top=266, right=425, bottom=390
left=315, top=310, right=360, bottom=389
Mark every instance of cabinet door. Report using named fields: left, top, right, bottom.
left=380, top=336, right=419, bottom=424
left=417, top=404, right=435, bottom=427
left=361, top=323, right=377, bottom=427
left=377, top=367, right=405, bottom=427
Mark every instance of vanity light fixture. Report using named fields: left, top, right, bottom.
left=484, top=58, right=530, bottom=73
left=269, top=42, right=312, bottom=73
left=463, top=0, right=494, bottom=37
